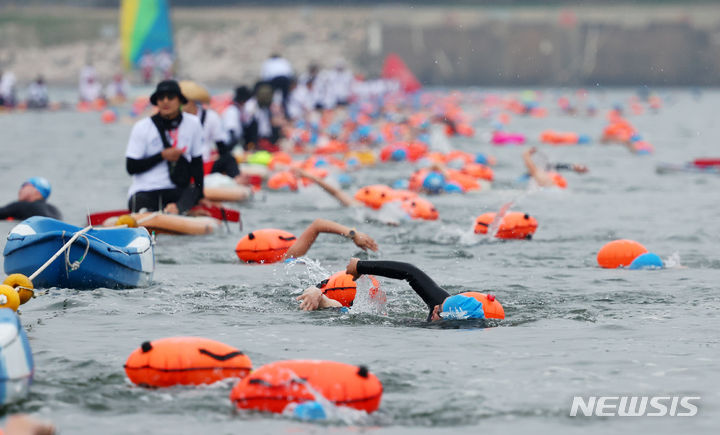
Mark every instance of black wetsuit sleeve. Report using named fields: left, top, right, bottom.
left=126, top=153, right=164, bottom=175
left=357, top=260, right=450, bottom=318
left=0, top=201, right=61, bottom=220
left=553, top=163, right=572, bottom=171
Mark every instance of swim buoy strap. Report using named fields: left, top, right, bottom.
left=278, top=236, right=297, bottom=241
left=198, top=348, right=244, bottom=361
left=476, top=221, right=489, bottom=227
left=248, top=377, right=308, bottom=388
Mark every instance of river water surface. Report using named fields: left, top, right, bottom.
left=0, top=88, right=718, bottom=434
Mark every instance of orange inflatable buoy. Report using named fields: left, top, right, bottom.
left=230, top=360, right=383, bottom=414
left=267, top=171, right=299, bottom=191
left=390, top=189, right=418, bottom=202
left=401, top=197, right=439, bottom=220
left=547, top=171, right=567, bottom=188
left=319, top=271, right=357, bottom=307
left=124, top=337, right=252, bottom=387
left=461, top=163, right=494, bottom=181
left=235, top=229, right=297, bottom=263
left=354, top=185, right=394, bottom=209
left=474, top=212, right=538, bottom=239
left=596, top=239, right=648, bottom=269
left=459, top=292, right=505, bottom=319
left=269, top=151, right=293, bottom=170
left=446, top=170, right=481, bottom=192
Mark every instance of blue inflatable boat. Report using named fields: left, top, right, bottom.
left=0, top=308, right=33, bottom=405
left=3, top=217, right=154, bottom=289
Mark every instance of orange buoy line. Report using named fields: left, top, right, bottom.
left=230, top=360, right=383, bottom=414
left=124, top=337, right=252, bottom=387
left=235, top=229, right=297, bottom=263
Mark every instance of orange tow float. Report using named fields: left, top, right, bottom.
left=459, top=292, right=505, bottom=319
left=474, top=212, right=538, bottom=240
left=354, top=185, right=394, bottom=209
left=230, top=360, right=383, bottom=414
left=124, top=337, right=252, bottom=387
left=596, top=239, right=648, bottom=268
left=235, top=229, right=297, bottom=263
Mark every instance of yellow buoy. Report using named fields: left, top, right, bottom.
left=0, top=284, right=20, bottom=311
left=3, top=273, right=34, bottom=305
left=116, top=214, right=138, bottom=228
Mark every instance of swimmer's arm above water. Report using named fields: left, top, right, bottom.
left=283, top=218, right=378, bottom=260
left=297, top=286, right=342, bottom=310
left=291, top=167, right=359, bottom=207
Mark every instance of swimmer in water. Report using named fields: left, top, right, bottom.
left=0, top=177, right=61, bottom=221
left=522, top=147, right=587, bottom=187
left=297, top=258, right=494, bottom=322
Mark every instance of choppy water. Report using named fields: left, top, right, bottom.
left=1, top=88, right=719, bottom=434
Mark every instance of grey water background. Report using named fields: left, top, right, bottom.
left=0, top=88, right=719, bottom=434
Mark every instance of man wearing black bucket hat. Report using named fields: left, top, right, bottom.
left=125, top=80, right=206, bottom=214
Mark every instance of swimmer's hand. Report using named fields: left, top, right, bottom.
left=573, top=164, right=589, bottom=174
left=4, top=414, right=56, bottom=435
left=297, top=286, right=341, bottom=310
left=346, top=258, right=360, bottom=280
left=352, top=232, right=378, bottom=252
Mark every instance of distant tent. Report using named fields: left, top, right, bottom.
left=381, top=53, right=421, bottom=93
left=120, top=0, right=174, bottom=70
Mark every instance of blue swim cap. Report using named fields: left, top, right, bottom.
left=441, top=294, right=485, bottom=320
left=392, top=179, right=409, bottom=190
left=629, top=252, right=664, bottom=270
left=24, top=177, right=51, bottom=199
left=577, top=134, right=591, bottom=144
left=444, top=182, right=463, bottom=193
left=390, top=148, right=407, bottom=161
left=422, top=172, right=445, bottom=193
left=475, top=153, right=489, bottom=165
left=293, top=401, right=327, bottom=420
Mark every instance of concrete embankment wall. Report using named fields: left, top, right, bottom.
left=1, top=4, right=719, bottom=86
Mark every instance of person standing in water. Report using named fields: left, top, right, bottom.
left=125, top=80, right=205, bottom=214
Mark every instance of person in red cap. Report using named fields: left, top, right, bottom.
left=125, top=80, right=206, bottom=214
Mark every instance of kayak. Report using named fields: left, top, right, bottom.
left=3, top=217, right=154, bottom=289
left=87, top=205, right=240, bottom=226
left=0, top=308, right=33, bottom=406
